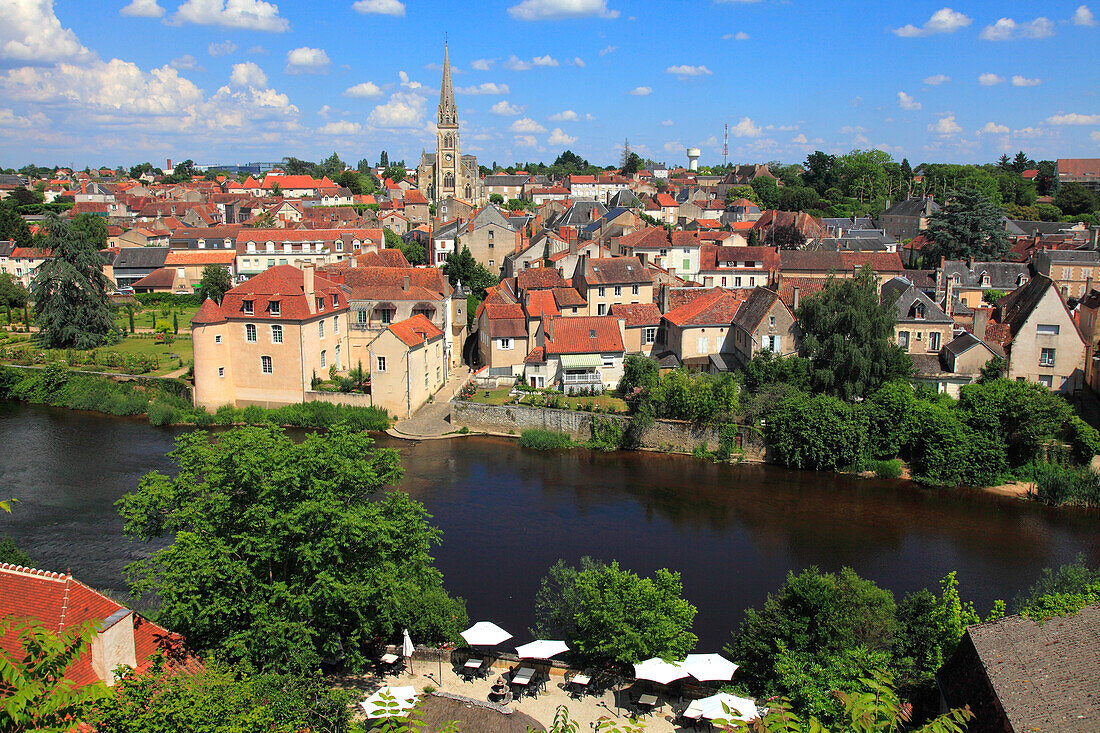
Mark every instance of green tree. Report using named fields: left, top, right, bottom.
left=32, top=215, right=115, bottom=349
left=765, top=389, right=869, bottom=471
left=0, top=200, right=34, bottom=246
left=1012, top=151, right=1035, bottom=174
left=69, top=213, right=107, bottom=249
left=725, top=184, right=759, bottom=206
left=320, top=151, right=346, bottom=178
left=796, top=267, right=911, bottom=399
left=442, top=245, right=497, bottom=298
left=197, top=264, right=233, bottom=304
left=1053, top=183, right=1098, bottom=216
left=750, top=177, right=781, bottom=209
left=282, top=156, right=320, bottom=177
left=1013, top=556, right=1100, bottom=622
left=740, top=350, right=811, bottom=393
left=649, top=369, right=739, bottom=423
left=118, top=425, right=468, bottom=673
left=923, top=189, right=1009, bottom=262
left=618, top=354, right=659, bottom=395
left=621, top=152, right=643, bottom=176
left=1034, top=160, right=1057, bottom=196
left=956, top=378, right=1073, bottom=464
left=762, top=223, right=807, bottom=250
left=0, top=617, right=110, bottom=732
left=533, top=558, right=697, bottom=666
left=335, top=170, right=363, bottom=195
left=0, top=273, right=29, bottom=309
left=489, top=193, right=504, bottom=205
left=270, top=181, right=283, bottom=197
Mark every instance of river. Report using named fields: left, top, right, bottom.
left=3, top=399, right=1099, bottom=650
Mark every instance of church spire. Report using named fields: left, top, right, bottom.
left=438, top=45, right=456, bottom=126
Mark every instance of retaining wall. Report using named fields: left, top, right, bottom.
left=303, top=390, right=375, bottom=408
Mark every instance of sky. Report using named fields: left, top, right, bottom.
left=0, top=0, right=1098, bottom=170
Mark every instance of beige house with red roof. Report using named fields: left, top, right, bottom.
left=164, top=249, right=237, bottom=292
left=658, top=288, right=751, bottom=369
left=368, top=314, right=448, bottom=418
left=0, top=246, right=50, bottom=288
left=699, top=244, right=778, bottom=290
left=525, top=315, right=627, bottom=392
left=191, top=264, right=351, bottom=409
left=571, top=255, right=654, bottom=316
left=610, top=303, right=662, bottom=357
left=477, top=301, right=529, bottom=375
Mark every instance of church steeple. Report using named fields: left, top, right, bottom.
left=438, top=45, right=457, bottom=126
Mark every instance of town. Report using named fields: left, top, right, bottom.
left=2, top=2, right=1100, bottom=732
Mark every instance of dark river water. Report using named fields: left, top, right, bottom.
left=3, top=399, right=1099, bottom=650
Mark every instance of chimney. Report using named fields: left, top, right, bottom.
left=545, top=316, right=554, bottom=344
left=945, top=277, right=954, bottom=318
left=403, top=274, right=410, bottom=292
left=92, top=609, right=138, bottom=686
left=303, top=262, right=315, bottom=308
left=167, top=158, right=172, bottom=171
left=974, top=306, right=990, bottom=342
left=792, top=286, right=800, bottom=311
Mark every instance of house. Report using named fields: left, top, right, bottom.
left=879, top=197, right=940, bottom=241
left=881, top=276, right=955, bottom=355
left=1033, top=249, right=1100, bottom=300
left=0, top=247, right=50, bottom=288
left=609, top=303, right=662, bottom=357
left=911, top=328, right=1004, bottom=397
left=938, top=605, right=1100, bottom=733
left=731, top=287, right=799, bottom=365
left=698, top=245, right=778, bottom=290
left=571, top=256, right=654, bottom=316
left=484, top=174, right=529, bottom=201
left=191, top=264, right=351, bottom=409
left=658, top=288, right=751, bottom=370
left=527, top=315, right=626, bottom=393
left=0, top=563, right=193, bottom=688
left=1076, top=289, right=1100, bottom=393
left=476, top=301, right=529, bottom=376
left=937, top=259, right=1031, bottom=308
left=164, top=250, right=237, bottom=292
left=753, top=210, right=826, bottom=247
left=117, top=227, right=170, bottom=248
left=368, top=314, right=448, bottom=419
left=111, top=246, right=170, bottom=288
left=460, top=204, right=521, bottom=274
left=989, top=274, right=1086, bottom=393
left=402, top=189, right=430, bottom=225
left=715, top=164, right=777, bottom=199
left=1055, top=158, right=1100, bottom=194
left=566, top=174, right=598, bottom=201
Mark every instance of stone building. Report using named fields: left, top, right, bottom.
left=416, top=47, right=483, bottom=204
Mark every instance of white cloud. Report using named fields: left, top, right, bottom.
left=344, top=81, right=383, bottom=98
left=839, top=125, right=866, bottom=134
left=0, top=0, right=92, bottom=63
left=928, top=115, right=962, bottom=135
left=599, top=45, right=618, bottom=55
left=548, top=110, right=578, bottom=121
left=572, top=56, right=585, bottom=67
left=247, top=45, right=266, bottom=54
left=660, top=119, right=673, bottom=126
left=510, top=117, right=546, bottom=133
left=722, top=31, right=750, bottom=40
left=120, top=0, right=165, bottom=18
left=1074, top=5, right=1097, bottom=26
left=1092, top=130, right=1100, bottom=143
left=174, top=0, right=290, bottom=32
left=893, top=8, right=972, bottom=37
left=490, top=100, right=521, bottom=116
left=1011, top=75, right=1042, bottom=87
left=503, top=56, right=531, bottom=71
left=456, top=82, right=510, bottom=95
left=897, top=91, right=921, bottom=110
left=548, top=127, right=576, bottom=145
left=978, top=122, right=1009, bottom=135
left=662, top=140, right=683, bottom=154
left=978, top=73, right=1005, bottom=85
left=791, top=133, right=808, bottom=144
left=352, top=0, right=405, bottom=16
left=397, top=70, right=421, bottom=89
left=532, top=55, right=559, bottom=67
left=585, top=113, right=595, bottom=120
left=208, top=40, right=237, bottom=56
left=317, top=104, right=331, bottom=117
left=729, top=116, right=762, bottom=137
left=0, top=107, right=48, bottom=129
left=514, top=134, right=538, bottom=147
left=471, top=58, right=494, bottom=71
left=318, top=120, right=362, bottom=135
left=170, top=54, right=201, bottom=70
left=629, top=86, right=651, bottom=96
left=230, top=61, right=267, bottom=87
left=507, top=0, right=619, bottom=21
left=367, top=91, right=426, bottom=128
left=1047, top=112, right=1100, bottom=125
left=285, top=47, right=330, bottom=74
left=666, top=64, right=713, bottom=77
left=923, top=74, right=951, bottom=85
left=980, top=17, right=1055, bottom=41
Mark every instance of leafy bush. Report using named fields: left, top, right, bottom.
left=586, top=417, right=623, bottom=451
left=1066, top=415, right=1100, bottom=464
left=519, top=428, right=573, bottom=450
left=147, top=399, right=177, bottom=426
left=872, top=458, right=903, bottom=479
left=242, top=404, right=270, bottom=425
left=1028, top=461, right=1100, bottom=508
left=765, top=390, right=869, bottom=471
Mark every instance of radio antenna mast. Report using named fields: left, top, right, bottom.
left=723, top=123, right=729, bottom=166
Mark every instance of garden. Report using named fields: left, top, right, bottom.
left=458, top=382, right=629, bottom=414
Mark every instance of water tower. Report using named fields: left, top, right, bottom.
left=686, top=148, right=701, bottom=171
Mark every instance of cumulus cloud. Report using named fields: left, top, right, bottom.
left=343, top=81, right=383, bottom=98
left=120, top=0, right=165, bottom=18
left=599, top=45, right=617, bottom=55
left=230, top=61, right=267, bottom=87
left=923, top=74, right=951, bottom=85
left=510, top=117, right=547, bottom=133
left=660, top=119, right=673, bottom=126
left=980, top=17, right=1055, bottom=41
left=978, top=73, right=1005, bottom=85
left=662, top=140, right=683, bottom=153
left=367, top=91, right=426, bottom=128
left=208, top=39, right=237, bottom=56
left=456, top=82, right=510, bottom=95
left=928, top=115, right=962, bottom=135
left=722, top=31, right=750, bottom=40
left=508, top=0, right=619, bottom=21
left=397, top=70, right=421, bottom=89
left=572, top=56, right=585, bottom=67
left=893, top=8, right=972, bottom=37
left=549, top=110, right=578, bottom=121
left=170, top=54, right=201, bottom=70
left=548, top=127, right=576, bottom=145
left=978, top=122, right=1009, bottom=135
left=1074, top=5, right=1097, bottom=26
left=173, top=0, right=290, bottom=32
left=352, top=0, right=405, bottom=16
left=0, top=0, right=92, bottom=63
left=666, top=64, right=712, bottom=77
left=514, top=134, right=538, bottom=147
left=318, top=120, right=362, bottom=135
left=897, top=91, right=921, bottom=110
left=532, top=54, right=559, bottom=67
left=490, top=100, right=521, bottom=116
left=629, top=86, right=651, bottom=96
left=285, top=47, right=330, bottom=74
left=0, top=107, right=48, bottom=129
left=503, top=56, right=532, bottom=71
left=470, top=58, right=494, bottom=71
left=1046, top=112, right=1100, bottom=125
left=791, top=133, right=808, bottom=144
left=1011, top=75, right=1042, bottom=87
left=729, top=116, right=762, bottom=137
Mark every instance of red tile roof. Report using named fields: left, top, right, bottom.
left=776, top=276, right=827, bottom=310
left=617, top=227, right=671, bottom=251
left=339, top=267, right=448, bottom=299
left=191, top=297, right=227, bottom=324
left=10, top=247, right=50, bottom=259
left=609, top=302, right=662, bottom=327
left=164, top=250, right=236, bottom=266
left=517, top=267, right=569, bottom=291
left=133, top=268, right=177, bottom=290
left=544, top=315, right=625, bottom=355
left=524, top=346, right=546, bottom=363
left=662, top=287, right=750, bottom=327
left=389, top=313, right=443, bottom=347
left=551, top=287, right=587, bottom=308
left=582, top=257, right=652, bottom=285
left=221, top=265, right=347, bottom=321
left=524, top=289, right=561, bottom=318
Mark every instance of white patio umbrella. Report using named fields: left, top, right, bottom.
left=681, top=653, right=739, bottom=682
left=402, top=628, right=415, bottom=673
left=515, top=639, right=569, bottom=659
left=360, top=685, right=419, bottom=719
left=460, top=621, right=513, bottom=647
left=698, top=692, right=758, bottom=722
left=633, top=657, right=688, bottom=685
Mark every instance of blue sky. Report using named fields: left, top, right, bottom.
left=0, top=0, right=1098, bottom=169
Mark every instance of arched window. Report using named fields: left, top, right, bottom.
left=443, top=134, right=453, bottom=149
left=465, top=184, right=472, bottom=199
left=444, top=172, right=454, bottom=189
left=951, top=274, right=960, bottom=285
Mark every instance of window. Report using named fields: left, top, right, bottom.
left=898, top=331, right=910, bottom=350
left=598, top=287, right=606, bottom=297
left=278, top=258, right=287, bottom=266
left=336, top=242, right=344, bottom=252
left=317, top=297, right=325, bottom=311
left=334, top=344, right=340, bottom=369
left=602, top=355, right=614, bottom=368
left=769, top=315, right=776, bottom=328
left=197, top=239, right=206, bottom=249
left=271, top=324, right=283, bottom=343
left=332, top=294, right=339, bottom=308
left=911, top=302, right=926, bottom=320
left=697, top=336, right=708, bottom=353
left=214, top=334, right=222, bottom=344
left=597, top=303, right=607, bottom=316
left=320, top=350, right=326, bottom=368
left=176, top=267, right=185, bottom=277
left=267, top=259, right=275, bottom=268
left=499, top=338, right=513, bottom=350
left=1038, top=374, right=1053, bottom=388
left=261, top=355, right=272, bottom=374
left=683, top=259, right=690, bottom=271
left=643, top=327, right=657, bottom=344
left=333, top=315, right=339, bottom=334
left=1040, top=347, right=1056, bottom=367
left=245, top=324, right=257, bottom=342
left=379, top=308, right=393, bottom=324
left=735, top=276, right=742, bottom=287
left=218, top=366, right=224, bottom=378
left=269, top=301, right=280, bottom=316
left=929, top=331, right=941, bottom=351
left=614, top=286, right=622, bottom=296
left=632, top=284, right=639, bottom=295
left=1036, top=324, right=1060, bottom=335
left=721, top=277, right=727, bottom=287
left=488, top=260, right=494, bottom=267
left=318, top=320, right=325, bottom=338
left=357, top=310, right=368, bottom=325
left=1063, top=267, right=1071, bottom=280
left=376, top=356, right=387, bottom=372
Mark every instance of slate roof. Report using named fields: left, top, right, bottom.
left=484, top=174, right=530, bottom=186
left=881, top=276, right=954, bottom=324
left=940, top=260, right=1031, bottom=291
left=1010, top=220, right=1082, bottom=237
left=994, top=274, right=1077, bottom=345
left=583, top=257, right=652, bottom=285
left=733, top=287, right=783, bottom=331
left=389, top=314, right=443, bottom=348
left=609, top=302, right=662, bottom=327
left=112, top=246, right=170, bottom=269
left=944, top=331, right=1004, bottom=359
left=543, top=315, right=625, bottom=355
left=882, top=196, right=940, bottom=218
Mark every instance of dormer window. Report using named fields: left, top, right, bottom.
left=332, top=294, right=339, bottom=308
left=952, top=274, right=961, bottom=285
left=242, top=300, right=254, bottom=315
left=981, top=274, right=990, bottom=287
left=317, top=297, right=325, bottom=311
left=269, top=301, right=280, bottom=316
left=590, top=329, right=597, bottom=338
left=911, top=302, right=925, bottom=320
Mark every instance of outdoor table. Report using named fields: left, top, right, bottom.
left=571, top=673, right=591, bottom=686
left=511, top=667, right=536, bottom=685
left=463, top=658, right=483, bottom=670
left=637, top=693, right=659, bottom=713
left=380, top=653, right=399, bottom=665
left=682, top=700, right=704, bottom=719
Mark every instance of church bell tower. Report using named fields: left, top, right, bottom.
left=435, top=45, right=460, bottom=199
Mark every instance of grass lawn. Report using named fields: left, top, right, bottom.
left=466, top=387, right=514, bottom=405
left=114, top=305, right=200, bottom=332
left=104, top=336, right=192, bottom=374
left=474, top=387, right=629, bottom=413
left=563, top=394, right=628, bottom=412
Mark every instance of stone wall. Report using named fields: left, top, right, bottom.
left=304, top=390, right=376, bottom=408
left=451, top=400, right=766, bottom=460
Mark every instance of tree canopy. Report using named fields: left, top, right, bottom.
left=118, top=425, right=468, bottom=673
left=442, top=245, right=497, bottom=298
left=922, top=189, right=1009, bottom=262
left=197, top=264, right=233, bottom=304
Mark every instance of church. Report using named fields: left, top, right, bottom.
left=416, top=47, right=484, bottom=205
